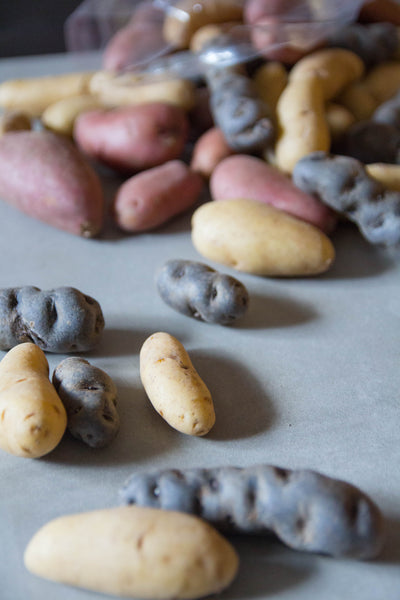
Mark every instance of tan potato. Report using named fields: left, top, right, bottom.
left=191, top=198, right=335, bottom=276
left=140, top=332, right=215, bottom=436
left=0, top=343, right=67, bottom=458
left=89, top=70, right=195, bottom=111
left=337, top=81, right=378, bottom=121
left=163, top=0, right=244, bottom=49
left=275, top=76, right=330, bottom=173
left=24, top=505, right=239, bottom=599
left=289, top=48, right=364, bottom=101
left=253, top=61, right=288, bottom=118
left=189, top=21, right=241, bottom=53
left=0, top=110, right=31, bottom=135
left=366, top=162, right=400, bottom=190
left=41, top=95, right=103, bottom=137
left=325, top=103, right=356, bottom=141
left=0, top=72, right=94, bottom=117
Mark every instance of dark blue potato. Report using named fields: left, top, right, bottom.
left=0, top=286, right=104, bottom=352
left=292, top=151, right=400, bottom=247
left=119, top=465, right=385, bottom=559
left=156, top=259, right=249, bottom=324
left=327, top=22, right=398, bottom=67
left=52, top=357, right=119, bottom=448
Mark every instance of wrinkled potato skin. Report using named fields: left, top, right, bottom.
left=191, top=199, right=335, bottom=276
left=0, top=343, right=67, bottom=458
left=24, top=505, right=239, bottom=599
left=140, top=332, right=215, bottom=436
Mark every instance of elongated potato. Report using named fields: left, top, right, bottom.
left=42, top=95, right=103, bottom=137
left=191, top=199, right=335, bottom=276
left=140, top=332, right=215, bottom=436
left=366, top=162, right=400, bottom=190
left=0, top=72, right=94, bottom=117
left=0, top=343, right=67, bottom=458
left=0, top=130, right=104, bottom=237
left=24, top=505, right=239, bottom=599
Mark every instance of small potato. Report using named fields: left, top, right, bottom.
left=191, top=198, right=335, bottom=277
left=210, top=155, right=337, bottom=233
left=325, top=102, right=356, bottom=141
left=113, top=160, right=204, bottom=232
left=0, top=71, right=94, bottom=117
left=156, top=259, right=249, bottom=324
left=253, top=61, right=288, bottom=118
left=24, top=505, right=239, bottom=599
left=42, top=95, right=103, bottom=137
left=366, top=162, right=400, bottom=191
left=0, top=130, right=104, bottom=237
left=52, top=358, right=119, bottom=448
left=0, top=343, right=67, bottom=458
left=162, top=0, right=244, bottom=48
left=74, top=103, right=189, bottom=173
left=140, top=332, right=215, bottom=436
left=0, top=110, right=31, bottom=135
left=190, top=127, right=234, bottom=179
left=89, top=70, right=195, bottom=111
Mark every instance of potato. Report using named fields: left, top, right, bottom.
left=113, top=160, right=204, bottom=232
left=74, top=103, right=189, bottom=173
left=0, top=130, right=104, bottom=237
left=210, top=154, right=337, bottom=233
left=162, top=0, right=244, bottom=49
left=89, top=71, right=195, bottom=111
left=0, top=110, right=31, bottom=135
left=275, top=76, right=330, bottom=173
left=190, top=127, right=234, bottom=179
left=366, top=162, right=400, bottom=191
left=24, top=505, right=239, bottom=599
left=253, top=61, right=288, bottom=118
left=0, top=72, right=94, bottom=117
left=0, top=343, right=67, bottom=458
left=42, top=95, right=103, bottom=137
left=325, top=102, right=356, bottom=141
left=191, top=198, right=335, bottom=276
left=140, top=332, right=215, bottom=436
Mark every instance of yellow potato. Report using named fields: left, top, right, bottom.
left=325, top=102, right=356, bottom=141
left=366, top=162, right=400, bottom=191
left=24, top=505, right=239, bottom=599
left=191, top=199, right=335, bottom=276
left=140, top=332, right=215, bottom=436
left=275, top=76, right=330, bottom=173
left=289, top=48, right=364, bottom=101
left=253, top=61, right=288, bottom=118
left=41, top=94, right=103, bottom=136
left=337, top=81, right=378, bottom=121
left=0, top=110, right=31, bottom=135
left=89, top=71, right=195, bottom=111
left=0, top=343, right=67, bottom=458
left=0, top=72, right=94, bottom=117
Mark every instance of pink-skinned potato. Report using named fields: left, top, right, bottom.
left=190, top=127, right=235, bottom=179
left=0, top=130, right=104, bottom=237
left=113, top=160, right=204, bottom=232
left=210, top=155, right=337, bottom=233
left=74, top=103, right=189, bottom=173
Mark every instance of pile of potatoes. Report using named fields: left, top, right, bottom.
left=2, top=0, right=400, bottom=597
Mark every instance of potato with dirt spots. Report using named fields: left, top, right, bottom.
left=0, top=343, right=67, bottom=458
left=140, top=332, right=215, bottom=436
left=24, top=505, right=239, bottom=599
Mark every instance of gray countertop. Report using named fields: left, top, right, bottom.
left=0, top=52, right=399, bottom=600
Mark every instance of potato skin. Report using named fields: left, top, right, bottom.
left=113, top=160, right=204, bottom=232
left=140, top=332, right=215, bottom=436
left=74, top=103, right=189, bottom=173
left=191, top=198, right=335, bottom=277
left=24, top=505, right=239, bottom=599
left=0, top=343, right=67, bottom=458
left=0, top=130, right=104, bottom=237
left=190, top=127, right=235, bottom=179
left=210, top=155, right=337, bottom=233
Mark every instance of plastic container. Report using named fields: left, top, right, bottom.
left=65, top=0, right=366, bottom=75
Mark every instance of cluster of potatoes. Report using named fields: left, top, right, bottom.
left=2, top=0, right=400, bottom=598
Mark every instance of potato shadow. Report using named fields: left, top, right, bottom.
left=43, top=382, right=180, bottom=468
left=190, top=350, right=274, bottom=441
left=221, top=536, right=315, bottom=599
left=376, top=515, right=400, bottom=566
left=323, top=223, right=398, bottom=280
left=91, top=326, right=193, bottom=358
left=237, top=292, right=318, bottom=330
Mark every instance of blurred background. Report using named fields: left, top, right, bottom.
left=0, top=0, right=83, bottom=57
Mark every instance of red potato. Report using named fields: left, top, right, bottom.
left=0, top=130, right=104, bottom=237
left=210, top=154, right=337, bottom=233
left=190, top=127, right=235, bottom=179
left=113, top=160, right=204, bottom=232
left=74, top=103, right=189, bottom=173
